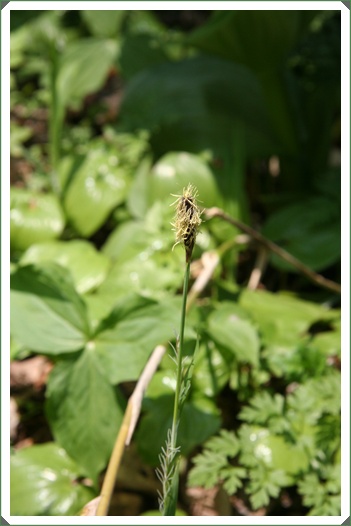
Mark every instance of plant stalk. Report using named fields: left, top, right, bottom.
left=170, top=259, right=190, bottom=451
left=161, top=259, right=191, bottom=516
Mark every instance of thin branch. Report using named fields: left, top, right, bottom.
left=205, top=207, right=341, bottom=295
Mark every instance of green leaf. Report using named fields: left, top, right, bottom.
left=46, top=349, right=125, bottom=481
left=221, top=466, right=246, bottom=494
left=247, top=464, right=292, bottom=509
left=20, top=240, right=111, bottom=294
left=93, top=294, right=195, bottom=385
left=207, top=302, right=260, bottom=366
left=239, top=425, right=309, bottom=475
left=287, top=372, right=341, bottom=428
left=10, top=188, right=65, bottom=252
left=63, top=148, right=130, bottom=236
left=205, top=429, right=240, bottom=458
left=119, top=33, right=169, bottom=79
left=239, top=289, right=333, bottom=348
left=188, top=450, right=228, bottom=489
left=11, top=263, right=90, bottom=354
left=81, top=10, right=126, bottom=38
left=98, top=254, right=183, bottom=299
left=298, top=465, right=341, bottom=516
left=10, top=121, right=32, bottom=157
left=192, top=341, right=231, bottom=397
left=119, top=56, right=275, bottom=157
left=239, top=392, right=288, bottom=433
left=10, top=443, right=96, bottom=516
left=188, top=11, right=310, bottom=69
left=188, top=430, right=245, bottom=494
left=312, top=327, right=341, bottom=357
left=125, top=151, right=222, bottom=216
left=262, top=196, right=340, bottom=271
left=188, top=11, right=315, bottom=153
left=57, top=38, right=119, bottom=112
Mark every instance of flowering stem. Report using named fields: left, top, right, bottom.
left=160, top=184, right=201, bottom=515
left=161, top=258, right=190, bottom=516
left=170, top=259, right=191, bottom=451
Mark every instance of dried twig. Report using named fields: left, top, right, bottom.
left=205, top=207, right=341, bottom=295
left=247, top=247, right=269, bottom=290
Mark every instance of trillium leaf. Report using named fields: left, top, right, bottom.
left=239, top=289, right=333, bottom=348
left=207, top=302, right=260, bottom=366
left=10, top=188, right=65, bottom=252
left=46, top=349, right=125, bottom=480
left=93, top=294, right=195, bottom=385
left=57, top=38, right=119, bottom=112
left=10, top=443, right=96, bottom=516
left=63, top=148, right=130, bottom=237
left=11, top=263, right=91, bottom=354
left=21, top=240, right=111, bottom=294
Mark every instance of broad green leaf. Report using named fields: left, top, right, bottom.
left=239, top=289, right=333, bottom=348
left=207, top=302, right=260, bottom=366
left=10, top=443, right=96, bottom=516
left=81, top=10, right=126, bottom=38
left=188, top=11, right=315, bottom=154
left=63, top=148, right=130, bottom=236
left=21, top=240, right=111, bottom=294
left=137, top=371, right=221, bottom=466
left=312, top=328, right=341, bottom=357
left=192, top=341, right=231, bottom=397
left=119, top=33, right=169, bottom=79
left=57, top=38, right=119, bottom=112
left=93, top=295, right=195, bottom=385
left=98, top=254, right=183, bottom=299
left=119, top=55, right=276, bottom=157
left=188, top=11, right=312, bottom=69
left=11, top=263, right=90, bottom=354
left=262, top=196, right=340, bottom=271
left=102, top=201, right=175, bottom=263
left=46, top=349, right=125, bottom=480
left=10, top=188, right=65, bottom=252
left=147, top=151, right=221, bottom=209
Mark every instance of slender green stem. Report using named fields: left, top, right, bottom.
left=170, top=259, right=191, bottom=450
left=48, top=42, right=61, bottom=195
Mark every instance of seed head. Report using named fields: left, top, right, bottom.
left=171, top=184, right=202, bottom=263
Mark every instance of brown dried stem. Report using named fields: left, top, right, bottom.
left=205, top=207, right=341, bottom=295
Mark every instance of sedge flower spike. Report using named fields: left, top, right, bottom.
left=171, top=184, right=202, bottom=263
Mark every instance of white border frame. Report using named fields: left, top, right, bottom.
left=2, top=2, right=350, bottom=525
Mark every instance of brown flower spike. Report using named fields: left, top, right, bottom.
left=172, top=184, right=202, bottom=263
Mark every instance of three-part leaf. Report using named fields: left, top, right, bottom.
left=11, top=263, right=90, bottom=354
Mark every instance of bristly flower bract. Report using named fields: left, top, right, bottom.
left=171, top=183, right=202, bottom=263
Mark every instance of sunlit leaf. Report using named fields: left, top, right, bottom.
left=10, top=443, right=96, bottom=516
left=11, top=263, right=90, bottom=354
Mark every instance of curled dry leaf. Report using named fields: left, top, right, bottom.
left=79, top=496, right=101, bottom=516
